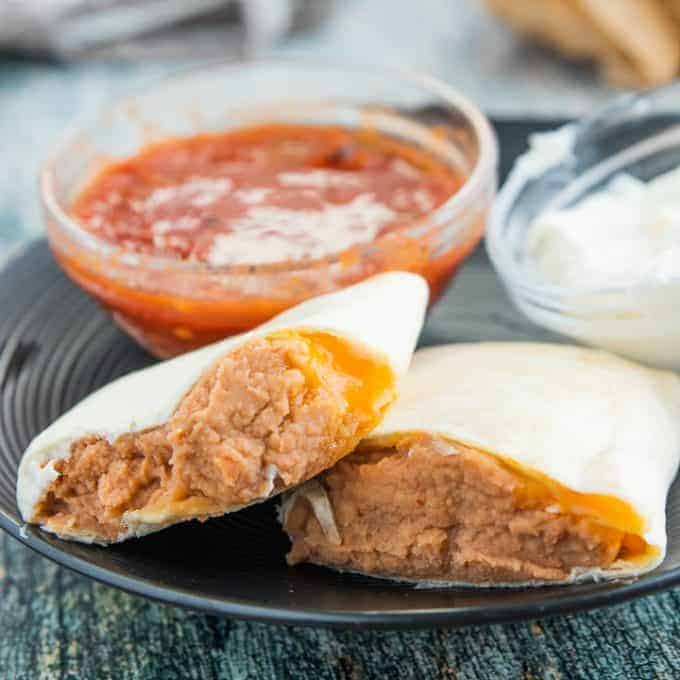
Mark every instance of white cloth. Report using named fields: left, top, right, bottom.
left=0, top=0, right=321, bottom=57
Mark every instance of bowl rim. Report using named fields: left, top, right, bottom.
left=40, top=57, right=498, bottom=275
left=486, top=82, right=680, bottom=307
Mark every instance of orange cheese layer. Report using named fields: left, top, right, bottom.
left=367, top=433, right=655, bottom=565
left=268, top=330, right=397, bottom=463
left=495, top=453, right=652, bottom=564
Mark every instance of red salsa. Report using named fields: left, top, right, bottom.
left=54, top=123, right=479, bottom=358
left=72, top=124, right=460, bottom=265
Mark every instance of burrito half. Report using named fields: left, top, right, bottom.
left=282, top=343, right=680, bottom=585
left=17, top=272, right=428, bottom=544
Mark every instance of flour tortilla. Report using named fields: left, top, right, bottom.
left=17, top=272, right=428, bottom=540
left=290, top=342, right=680, bottom=583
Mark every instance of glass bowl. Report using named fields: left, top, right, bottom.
left=487, top=83, right=680, bottom=369
left=41, top=60, right=497, bottom=358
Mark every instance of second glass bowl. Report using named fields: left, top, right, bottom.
left=487, top=83, right=680, bottom=369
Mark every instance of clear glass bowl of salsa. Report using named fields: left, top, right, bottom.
left=41, top=61, right=498, bottom=358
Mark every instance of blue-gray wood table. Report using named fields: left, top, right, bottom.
left=1, top=57, right=679, bottom=680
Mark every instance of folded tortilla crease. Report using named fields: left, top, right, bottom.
left=282, top=343, right=680, bottom=585
left=17, top=272, right=428, bottom=544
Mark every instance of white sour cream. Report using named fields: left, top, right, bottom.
left=492, top=123, right=680, bottom=369
left=528, top=168, right=680, bottom=289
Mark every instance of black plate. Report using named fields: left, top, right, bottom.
left=1, top=241, right=680, bottom=629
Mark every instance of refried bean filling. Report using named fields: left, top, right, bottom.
left=284, top=434, right=652, bottom=583
left=35, top=331, right=394, bottom=542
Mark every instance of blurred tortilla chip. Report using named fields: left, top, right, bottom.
left=483, top=0, right=680, bottom=86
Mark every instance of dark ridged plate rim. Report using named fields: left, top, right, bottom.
left=5, top=518, right=680, bottom=629
left=1, top=239, right=680, bottom=629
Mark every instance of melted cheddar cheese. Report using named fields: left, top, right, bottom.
left=496, top=453, right=654, bottom=565
left=267, top=329, right=397, bottom=464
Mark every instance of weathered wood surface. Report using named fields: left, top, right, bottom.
left=2, top=533, right=680, bottom=679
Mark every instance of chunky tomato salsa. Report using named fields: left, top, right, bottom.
left=54, top=123, right=481, bottom=358
left=72, top=124, right=460, bottom=266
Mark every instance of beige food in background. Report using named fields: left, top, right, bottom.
left=282, top=343, right=680, bottom=585
left=483, top=0, right=680, bottom=86
left=17, top=272, right=428, bottom=544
